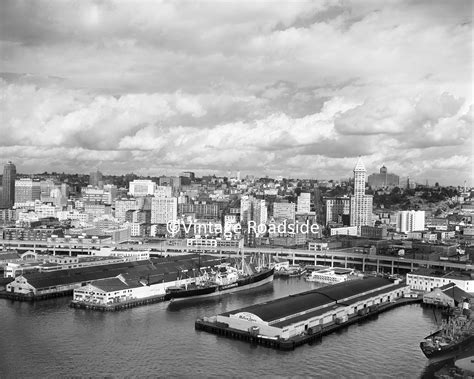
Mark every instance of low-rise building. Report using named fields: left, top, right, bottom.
left=407, top=268, right=474, bottom=294
left=423, top=283, right=473, bottom=308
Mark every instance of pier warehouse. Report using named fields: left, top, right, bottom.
left=5, top=254, right=221, bottom=300
left=72, top=255, right=221, bottom=306
left=213, top=278, right=409, bottom=341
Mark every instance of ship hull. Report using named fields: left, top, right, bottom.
left=166, top=268, right=274, bottom=302
left=420, top=334, right=474, bottom=360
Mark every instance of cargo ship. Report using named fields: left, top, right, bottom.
left=420, top=302, right=474, bottom=360
left=165, top=261, right=274, bottom=302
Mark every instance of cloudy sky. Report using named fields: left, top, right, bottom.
left=0, top=0, right=472, bottom=185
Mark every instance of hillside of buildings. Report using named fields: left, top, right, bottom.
left=371, top=186, right=461, bottom=213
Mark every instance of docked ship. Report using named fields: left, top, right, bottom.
left=276, top=265, right=306, bottom=278
left=165, top=261, right=274, bottom=302
left=420, top=302, right=474, bottom=360
left=304, top=267, right=356, bottom=284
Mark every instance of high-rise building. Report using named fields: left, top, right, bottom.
left=240, top=195, right=267, bottom=227
left=155, top=186, right=172, bottom=198
left=14, top=178, right=41, bottom=206
left=396, top=210, right=425, bottom=233
left=324, top=196, right=351, bottom=225
left=296, top=192, right=311, bottom=214
left=151, top=197, right=177, bottom=224
left=350, top=158, right=373, bottom=227
left=129, top=179, right=156, bottom=197
left=89, top=170, right=103, bottom=188
left=252, top=199, right=267, bottom=227
left=178, top=203, right=220, bottom=219
left=114, top=199, right=138, bottom=222
left=240, top=195, right=251, bottom=224
left=368, top=165, right=399, bottom=189
left=1, top=161, right=16, bottom=209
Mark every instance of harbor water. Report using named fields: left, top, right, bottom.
left=0, top=278, right=471, bottom=377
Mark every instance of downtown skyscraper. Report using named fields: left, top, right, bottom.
left=1, top=161, right=16, bottom=209
left=350, top=157, right=373, bottom=228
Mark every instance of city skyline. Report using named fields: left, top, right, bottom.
left=1, top=1, right=472, bottom=186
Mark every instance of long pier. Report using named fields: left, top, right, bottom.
left=2, top=238, right=472, bottom=275
left=195, top=297, right=422, bottom=351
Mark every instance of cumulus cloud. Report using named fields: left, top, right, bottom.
left=0, top=0, right=472, bottom=185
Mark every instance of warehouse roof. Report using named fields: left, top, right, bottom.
left=91, top=277, right=130, bottom=292
left=272, top=282, right=407, bottom=328
left=17, top=254, right=223, bottom=289
left=222, top=277, right=396, bottom=322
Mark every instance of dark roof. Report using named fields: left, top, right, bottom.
left=91, top=278, right=130, bottom=292
left=272, top=283, right=407, bottom=328
left=222, top=277, right=396, bottom=322
left=439, top=283, right=473, bottom=301
left=20, top=254, right=223, bottom=289
left=0, top=252, right=21, bottom=260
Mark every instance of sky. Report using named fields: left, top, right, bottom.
left=0, top=0, right=472, bottom=185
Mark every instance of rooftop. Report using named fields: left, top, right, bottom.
left=221, top=277, right=396, bottom=323
left=409, top=268, right=474, bottom=281
left=354, top=157, right=366, bottom=172
left=91, top=277, right=130, bottom=292
left=17, top=254, right=224, bottom=289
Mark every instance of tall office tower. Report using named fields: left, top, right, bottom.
left=252, top=198, right=267, bottom=227
left=151, top=197, right=177, bottom=224
left=240, top=195, right=251, bottom=224
left=313, top=186, right=323, bottom=219
left=89, top=170, right=103, bottom=188
left=396, top=210, right=425, bottom=233
left=350, top=157, right=373, bottom=227
left=296, top=192, right=311, bottom=214
left=240, top=195, right=267, bottom=226
left=1, top=161, right=16, bottom=208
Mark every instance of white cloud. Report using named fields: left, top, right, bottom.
left=0, top=0, right=472, bottom=185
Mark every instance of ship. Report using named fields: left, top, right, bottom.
left=276, top=265, right=306, bottom=278
left=420, top=301, right=474, bottom=360
left=164, top=260, right=274, bottom=302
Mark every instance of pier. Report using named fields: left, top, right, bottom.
left=70, top=294, right=166, bottom=311
left=0, top=289, right=73, bottom=301
left=194, top=277, right=421, bottom=350
left=195, top=297, right=421, bottom=350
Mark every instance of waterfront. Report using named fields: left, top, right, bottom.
left=0, top=278, right=470, bottom=377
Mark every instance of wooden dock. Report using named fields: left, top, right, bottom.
left=70, top=294, right=166, bottom=311
left=0, top=290, right=73, bottom=301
